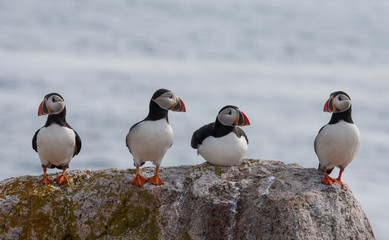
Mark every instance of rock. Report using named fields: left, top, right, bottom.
left=0, top=159, right=375, bottom=240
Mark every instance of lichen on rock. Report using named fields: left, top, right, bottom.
left=0, top=159, right=376, bottom=240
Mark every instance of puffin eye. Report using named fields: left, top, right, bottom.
left=52, top=97, right=56, bottom=103
left=228, top=110, right=232, bottom=115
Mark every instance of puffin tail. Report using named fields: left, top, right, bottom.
left=318, top=164, right=334, bottom=174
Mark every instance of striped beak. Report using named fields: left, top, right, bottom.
left=237, top=110, right=250, bottom=126
left=323, top=97, right=333, bottom=112
left=171, top=97, right=186, bottom=112
left=38, top=99, right=49, bottom=116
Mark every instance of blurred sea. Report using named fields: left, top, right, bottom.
left=0, top=0, right=388, bottom=238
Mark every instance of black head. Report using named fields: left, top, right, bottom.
left=38, top=93, right=66, bottom=116
left=217, top=105, right=250, bottom=127
left=323, top=91, right=354, bottom=124
left=145, top=88, right=186, bottom=121
left=323, top=91, right=352, bottom=113
left=151, top=88, right=186, bottom=112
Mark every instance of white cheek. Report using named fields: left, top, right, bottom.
left=49, top=102, right=65, bottom=114
left=154, top=98, right=173, bottom=110
left=218, top=114, right=235, bottom=126
left=336, top=100, right=351, bottom=112
left=333, top=98, right=341, bottom=106
left=52, top=104, right=61, bottom=112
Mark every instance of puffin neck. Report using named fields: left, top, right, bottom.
left=45, top=108, right=68, bottom=127
left=328, top=107, right=354, bottom=124
left=213, top=118, right=234, bottom=138
left=145, top=100, right=169, bottom=122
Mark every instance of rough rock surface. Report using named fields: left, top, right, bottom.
left=0, top=159, right=375, bottom=240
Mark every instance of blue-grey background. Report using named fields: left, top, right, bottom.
left=0, top=0, right=388, bottom=237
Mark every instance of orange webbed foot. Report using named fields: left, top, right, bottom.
left=54, top=175, right=69, bottom=185
left=321, top=175, right=335, bottom=185
left=132, top=174, right=148, bottom=187
left=335, top=179, right=347, bottom=191
left=37, top=176, right=53, bottom=184
left=335, top=169, right=347, bottom=191
left=148, top=175, right=164, bottom=185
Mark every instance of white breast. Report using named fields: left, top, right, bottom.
left=315, top=121, right=360, bottom=169
left=126, top=119, right=174, bottom=166
left=37, top=124, right=76, bottom=167
left=198, top=132, right=248, bottom=166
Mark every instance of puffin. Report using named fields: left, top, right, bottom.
left=126, top=88, right=186, bottom=187
left=191, top=105, right=250, bottom=166
left=314, top=91, right=360, bottom=191
left=32, top=93, right=82, bottom=185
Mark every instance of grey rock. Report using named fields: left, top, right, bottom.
left=0, top=159, right=376, bottom=240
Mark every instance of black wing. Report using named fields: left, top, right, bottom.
left=125, top=120, right=143, bottom=153
left=314, top=125, right=326, bottom=154
left=73, top=130, right=82, bottom=156
left=125, top=131, right=131, bottom=153
left=32, top=128, right=41, bottom=152
left=129, top=120, right=142, bottom=132
left=235, top=127, right=249, bottom=144
left=314, top=124, right=334, bottom=173
left=191, top=123, right=214, bottom=149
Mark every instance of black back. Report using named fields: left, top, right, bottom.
left=144, top=89, right=170, bottom=121
left=191, top=118, right=249, bottom=149
left=144, top=99, right=169, bottom=122
left=129, top=89, right=171, bottom=131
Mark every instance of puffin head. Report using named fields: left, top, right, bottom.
left=323, top=91, right=352, bottom=113
left=38, top=93, right=66, bottom=116
left=152, top=88, right=186, bottom=112
left=217, top=105, right=250, bottom=127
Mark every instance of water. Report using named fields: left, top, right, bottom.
left=0, top=0, right=388, bottom=238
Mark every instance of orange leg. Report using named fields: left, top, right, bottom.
left=38, top=167, right=52, bottom=184
left=132, top=165, right=147, bottom=187
left=321, top=166, right=335, bottom=185
left=54, top=167, right=69, bottom=185
left=335, top=168, right=347, bottom=191
left=148, top=165, right=164, bottom=185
